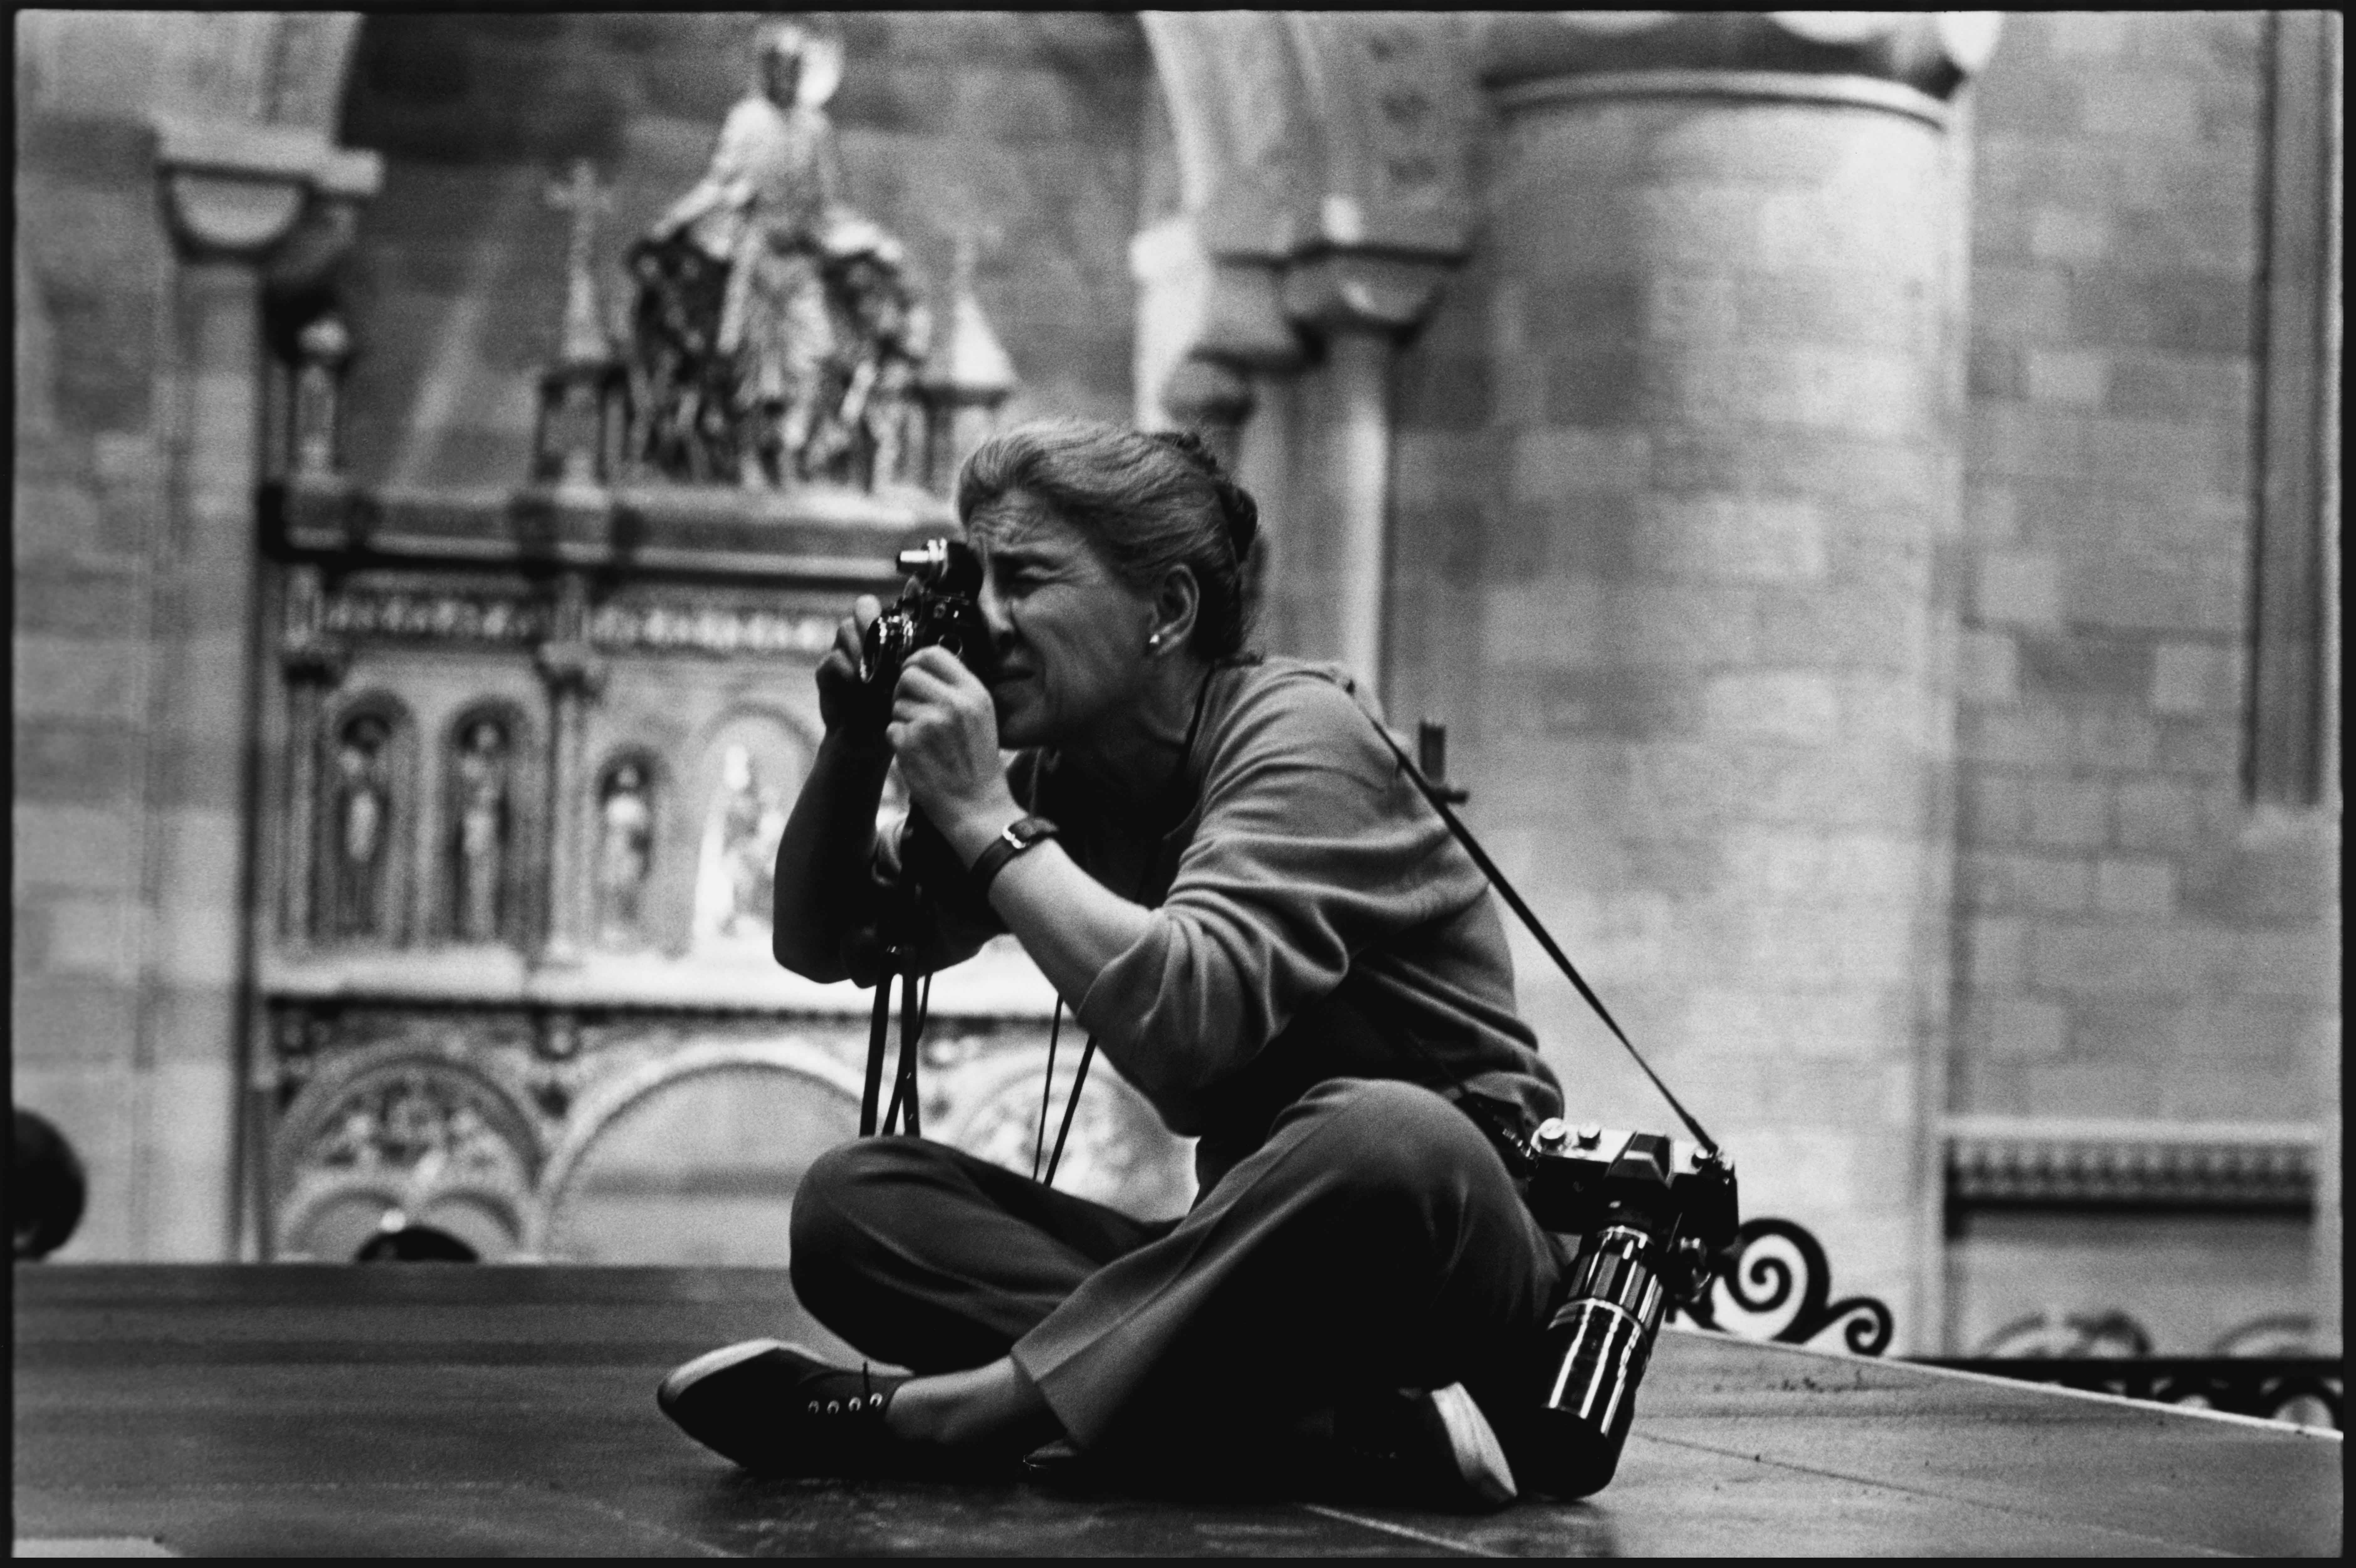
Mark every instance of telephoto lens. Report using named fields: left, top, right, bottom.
left=1526, top=1221, right=1669, bottom=1499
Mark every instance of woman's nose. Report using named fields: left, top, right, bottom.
left=978, top=575, right=1015, bottom=641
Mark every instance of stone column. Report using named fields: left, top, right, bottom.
left=275, top=564, right=347, bottom=946
left=1474, top=14, right=1997, bottom=1348
left=535, top=573, right=607, bottom=966
left=1281, top=253, right=1455, bottom=694
left=146, top=120, right=379, bottom=1259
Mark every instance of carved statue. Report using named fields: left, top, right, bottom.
left=453, top=720, right=511, bottom=943
left=597, top=763, right=654, bottom=944
left=330, top=717, right=391, bottom=939
left=695, top=744, right=786, bottom=942
left=628, top=22, right=929, bottom=492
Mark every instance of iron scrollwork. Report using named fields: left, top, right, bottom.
left=1672, top=1216, right=1896, bottom=1357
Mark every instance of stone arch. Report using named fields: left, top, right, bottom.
left=527, top=1038, right=864, bottom=1265
left=315, top=688, right=418, bottom=946
left=270, top=1039, right=541, bottom=1262
left=438, top=698, right=540, bottom=948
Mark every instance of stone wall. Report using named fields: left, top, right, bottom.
left=333, top=11, right=1151, bottom=489
left=1953, top=11, right=2337, bottom=1127
left=14, top=28, right=220, bottom=1259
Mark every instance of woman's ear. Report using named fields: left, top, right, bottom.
left=1150, top=565, right=1201, bottom=656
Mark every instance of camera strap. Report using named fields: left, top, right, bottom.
left=1366, top=720, right=1722, bottom=1157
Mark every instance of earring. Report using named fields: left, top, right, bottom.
left=1147, top=632, right=1164, bottom=651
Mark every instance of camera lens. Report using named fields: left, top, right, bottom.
left=1524, top=1224, right=1666, bottom=1500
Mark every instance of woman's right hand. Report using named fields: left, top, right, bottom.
left=816, top=595, right=889, bottom=738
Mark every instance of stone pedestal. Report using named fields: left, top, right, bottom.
left=1474, top=14, right=1994, bottom=1346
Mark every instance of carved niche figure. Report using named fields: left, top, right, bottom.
left=328, top=716, right=393, bottom=939
left=596, top=762, right=655, bottom=946
left=629, top=22, right=927, bottom=491
left=452, top=720, right=512, bottom=943
left=694, top=743, right=787, bottom=944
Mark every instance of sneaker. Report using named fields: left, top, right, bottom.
left=658, top=1339, right=907, bottom=1476
left=1335, top=1382, right=1519, bottom=1512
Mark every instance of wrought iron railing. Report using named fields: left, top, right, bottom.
left=1671, top=1216, right=2344, bottom=1432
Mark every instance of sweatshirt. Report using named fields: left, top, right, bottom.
left=877, top=653, right=1564, bottom=1193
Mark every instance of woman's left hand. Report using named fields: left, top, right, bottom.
left=888, top=647, right=1024, bottom=864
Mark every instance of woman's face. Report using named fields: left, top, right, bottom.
left=967, top=492, right=1157, bottom=751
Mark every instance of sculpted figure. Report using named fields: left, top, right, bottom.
left=597, top=763, right=655, bottom=942
left=331, top=718, right=391, bottom=939
left=630, top=24, right=928, bottom=492
left=454, top=720, right=511, bottom=943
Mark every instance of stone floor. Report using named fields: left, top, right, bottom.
left=12, top=1265, right=2343, bottom=1557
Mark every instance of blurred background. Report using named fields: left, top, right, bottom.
left=10, top=11, right=2340, bottom=1364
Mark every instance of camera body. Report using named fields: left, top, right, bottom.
left=860, top=538, right=997, bottom=690
left=1508, top=1120, right=1739, bottom=1500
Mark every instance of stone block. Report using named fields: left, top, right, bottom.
left=2027, top=921, right=2212, bottom=997
left=2015, top=632, right=2151, bottom=702
left=2167, top=997, right=2313, bottom=1071
left=13, top=721, right=144, bottom=806
left=2023, top=777, right=2109, bottom=848
left=1973, top=850, right=2093, bottom=914
left=2154, top=1065, right=2308, bottom=1122
left=1611, top=581, right=1759, bottom=668
left=2068, top=271, right=2256, bottom=356
left=2070, top=558, right=2237, bottom=635
left=2178, top=815, right=2335, bottom=924
left=1537, top=666, right=1695, bottom=739
left=2094, top=857, right=2176, bottom=918
left=1544, top=344, right=1644, bottom=427
left=2028, top=208, right=2112, bottom=266
left=1963, top=484, right=2020, bottom=544
left=2070, top=709, right=2161, bottom=772
left=41, top=894, right=139, bottom=982
left=1970, top=551, right=2063, bottom=627
left=1968, top=995, right=2069, bottom=1059
left=1961, top=771, right=2029, bottom=844
left=2046, top=12, right=2129, bottom=57
left=2231, top=929, right=2340, bottom=1001
left=9, top=977, right=139, bottom=1063
left=2022, top=348, right=2109, bottom=406
left=1638, top=495, right=1826, bottom=584
left=1958, top=628, right=2018, bottom=705
left=1957, top=706, right=2073, bottom=770
left=2148, top=640, right=2228, bottom=714
left=139, top=1058, right=237, bottom=1260
left=1481, top=579, right=1605, bottom=671
left=2021, top=1058, right=2162, bottom=1118
left=12, top=634, right=145, bottom=724
left=1966, top=264, right=2073, bottom=342
left=2104, top=354, right=2251, bottom=421
left=1723, top=828, right=1926, bottom=909
left=1750, top=588, right=1930, bottom=676
left=1968, top=403, right=2086, bottom=481
left=1963, top=914, right=2028, bottom=990
left=2062, top=996, right=2182, bottom=1062
left=13, top=478, right=108, bottom=563
left=2079, top=74, right=2204, bottom=142
left=2110, top=778, right=2201, bottom=851
left=1969, top=340, right=2025, bottom=400
left=2081, top=414, right=2245, bottom=498
left=1511, top=428, right=1650, bottom=501
left=13, top=803, right=140, bottom=894
left=2154, top=715, right=2240, bottom=777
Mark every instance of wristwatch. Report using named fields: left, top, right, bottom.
left=970, top=815, right=1059, bottom=894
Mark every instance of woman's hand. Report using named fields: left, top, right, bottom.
left=815, top=595, right=889, bottom=741
left=888, top=647, right=1023, bottom=865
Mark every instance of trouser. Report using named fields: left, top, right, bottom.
left=788, top=1076, right=1564, bottom=1464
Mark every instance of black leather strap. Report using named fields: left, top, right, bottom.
left=971, top=815, right=1059, bottom=895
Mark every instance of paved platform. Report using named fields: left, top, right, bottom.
left=13, top=1265, right=2342, bottom=1556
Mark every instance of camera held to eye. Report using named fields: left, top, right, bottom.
left=860, top=538, right=999, bottom=691
left=1499, top=1120, right=1739, bottom=1500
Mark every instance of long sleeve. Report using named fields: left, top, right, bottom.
left=1073, top=671, right=1483, bottom=1101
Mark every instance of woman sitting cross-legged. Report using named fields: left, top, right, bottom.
left=658, top=418, right=1567, bottom=1509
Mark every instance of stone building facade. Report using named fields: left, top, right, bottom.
left=12, top=12, right=2340, bottom=1358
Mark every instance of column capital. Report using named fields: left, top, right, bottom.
left=1281, top=248, right=1458, bottom=338
left=1480, top=13, right=2001, bottom=112
left=155, top=116, right=383, bottom=264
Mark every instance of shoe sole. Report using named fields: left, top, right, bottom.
left=658, top=1338, right=790, bottom=1416
left=1423, top=1383, right=1518, bottom=1507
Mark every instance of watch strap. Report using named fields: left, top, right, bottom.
left=971, top=815, right=1059, bottom=894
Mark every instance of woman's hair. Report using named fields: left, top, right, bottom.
left=955, top=418, right=1261, bottom=659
